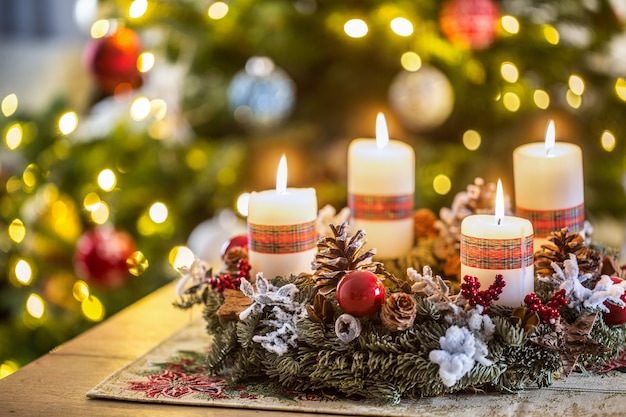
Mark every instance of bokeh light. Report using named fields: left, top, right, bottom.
left=8, top=218, right=26, bottom=243
left=566, top=90, right=582, bottom=109
left=14, top=259, right=33, bottom=285
left=59, top=111, right=78, bottom=135
left=208, top=1, right=229, bottom=19
left=5, top=123, right=23, bottom=150
left=533, top=89, right=550, bottom=109
left=543, top=25, right=559, bottom=45
left=169, top=245, right=195, bottom=270
left=344, top=19, right=368, bottom=38
left=72, top=280, right=90, bottom=302
left=502, top=92, right=521, bottom=112
left=569, top=74, right=585, bottom=96
left=501, top=15, right=519, bottom=34
left=390, top=17, right=413, bottom=36
left=601, top=130, right=616, bottom=152
left=90, top=19, right=111, bottom=39
left=127, top=251, right=149, bottom=276
left=433, top=174, right=452, bottom=195
left=615, top=78, right=626, bottom=101
left=500, top=62, right=519, bottom=83
left=236, top=193, right=250, bottom=216
left=149, top=202, right=168, bottom=223
left=137, top=52, right=155, bottom=73
left=0, top=361, right=18, bottom=380
left=26, top=294, right=45, bottom=319
left=130, top=96, right=151, bottom=121
left=81, top=295, right=105, bottom=321
left=1, top=93, right=18, bottom=117
left=97, top=169, right=117, bottom=192
left=400, top=52, right=422, bottom=72
left=129, top=0, right=148, bottom=19
left=462, top=129, right=481, bottom=151
left=90, top=201, right=110, bottom=224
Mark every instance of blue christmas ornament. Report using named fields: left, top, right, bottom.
left=227, top=56, right=296, bottom=129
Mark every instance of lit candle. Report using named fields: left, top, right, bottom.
left=247, top=155, right=318, bottom=278
left=347, top=113, right=415, bottom=259
left=460, top=180, right=534, bottom=307
left=513, top=120, right=584, bottom=250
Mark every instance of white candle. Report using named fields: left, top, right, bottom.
left=460, top=180, right=534, bottom=307
left=247, top=155, right=317, bottom=279
left=348, top=113, right=415, bottom=259
left=513, top=120, right=584, bottom=250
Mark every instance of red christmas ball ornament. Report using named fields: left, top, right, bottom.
left=598, top=277, right=626, bottom=326
left=220, top=234, right=249, bottom=259
left=336, top=270, right=386, bottom=317
left=74, top=226, right=136, bottom=289
left=84, top=27, right=143, bottom=95
left=440, top=0, right=501, bottom=50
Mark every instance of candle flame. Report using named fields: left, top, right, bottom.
left=544, top=120, right=555, bottom=155
left=495, top=179, right=504, bottom=224
left=276, top=154, right=287, bottom=194
left=375, top=112, right=389, bottom=150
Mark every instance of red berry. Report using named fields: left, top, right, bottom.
left=335, top=270, right=386, bottom=317
left=597, top=277, right=626, bottom=326
left=220, top=234, right=249, bottom=259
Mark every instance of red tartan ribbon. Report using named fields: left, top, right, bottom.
left=516, top=204, right=584, bottom=237
left=248, top=220, right=317, bottom=254
left=348, top=193, right=414, bottom=220
left=461, top=234, right=534, bottom=270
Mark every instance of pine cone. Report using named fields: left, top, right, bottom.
left=534, top=228, right=601, bottom=278
left=306, top=293, right=335, bottom=325
left=312, top=222, right=378, bottom=294
left=380, top=292, right=417, bottom=332
left=223, top=246, right=248, bottom=276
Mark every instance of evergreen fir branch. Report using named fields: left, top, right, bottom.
left=492, top=315, right=527, bottom=346
left=205, top=321, right=238, bottom=374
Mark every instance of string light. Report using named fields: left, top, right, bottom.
left=601, top=130, right=616, bottom=152
left=533, top=89, right=550, bottom=109
left=97, top=169, right=117, bottom=192
left=14, top=259, right=33, bottom=285
left=390, top=17, right=413, bottom=37
left=502, top=92, right=521, bottom=112
left=72, top=280, right=90, bottom=302
left=568, top=74, right=585, bottom=96
left=149, top=202, right=168, bottom=223
left=462, top=130, right=481, bottom=151
left=90, top=19, right=111, bottom=39
left=8, top=219, right=26, bottom=243
left=59, top=111, right=78, bottom=135
left=1, top=93, right=18, bottom=117
left=566, top=90, right=582, bottom=109
left=25, top=294, right=45, bottom=319
left=81, top=295, right=105, bottom=321
left=127, top=251, right=149, bottom=276
left=5, top=123, right=23, bottom=150
left=615, top=78, right=626, bottom=101
left=83, top=192, right=101, bottom=211
left=129, top=0, right=148, bottom=19
left=543, top=25, right=559, bottom=45
left=501, top=15, right=519, bottom=34
left=433, top=174, right=452, bottom=195
left=208, top=1, right=229, bottom=20
left=0, top=361, right=18, bottom=380
left=90, top=201, right=110, bottom=224
left=130, top=96, right=151, bottom=121
left=169, top=245, right=195, bottom=270
left=137, top=52, right=155, bottom=73
left=22, top=163, right=39, bottom=190
left=236, top=193, right=250, bottom=216
left=400, top=52, right=421, bottom=72
left=344, top=19, right=368, bottom=38
left=500, top=62, right=519, bottom=83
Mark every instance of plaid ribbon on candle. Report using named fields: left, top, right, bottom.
left=248, top=220, right=317, bottom=254
left=348, top=193, right=414, bottom=220
left=461, top=234, right=534, bottom=270
left=516, top=204, right=584, bottom=237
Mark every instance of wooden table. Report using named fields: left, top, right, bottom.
left=2, top=282, right=625, bottom=417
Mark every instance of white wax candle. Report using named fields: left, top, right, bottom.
left=348, top=113, right=415, bottom=259
left=460, top=181, right=534, bottom=307
left=513, top=121, right=584, bottom=250
left=247, top=156, right=317, bottom=279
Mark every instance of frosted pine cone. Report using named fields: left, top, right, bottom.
left=380, top=292, right=417, bottom=332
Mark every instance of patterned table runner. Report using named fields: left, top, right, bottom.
left=87, top=318, right=626, bottom=416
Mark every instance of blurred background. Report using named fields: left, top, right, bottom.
left=1, top=0, right=625, bottom=376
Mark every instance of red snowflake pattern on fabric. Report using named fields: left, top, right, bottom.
left=128, top=369, right=227, bottom=399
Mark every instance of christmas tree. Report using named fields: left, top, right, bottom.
left=1, top=0, right=625, bottom=377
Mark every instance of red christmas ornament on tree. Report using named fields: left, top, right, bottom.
left=440, top=0, right=501, bottom=50
left=598, top=277, right=626, bottom=326
left=336, top=270, right=386, bottom=317
left=84, top=27, right=143, bottom=96
left=74, top=226, right=136, bottom=289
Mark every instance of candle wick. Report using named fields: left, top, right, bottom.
left=497, top=218, right=501, bottom=226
